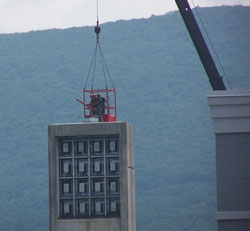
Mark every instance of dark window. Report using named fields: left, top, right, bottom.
left=60, top=139, right=72, bottom=156
left=75, top=139, right=88, bottom=156
left=60, top=159, right=72, bottom=177
left=60, top=199, right=73, bottom=217
left=91, top=199, right=105, bottom=216
left=90, top=138, right=104, bottom=155
left=60, top=179, right=73, bottom=197
left=91, top=178, right=104, bottom=197
left=107, top=198, right=120, bottom=216
left=75, top=199, right=89, bottom=217
left=75, top=179, right=89, bottom=197
left=75, top=159, right=88, bottom=177
left=106, top=137, right=119, bottom=155
left=106, top=157, right=120, bottom=176
left=106, top=178, right=120, bottom=196
left=91, top=158, right=104, bottom=176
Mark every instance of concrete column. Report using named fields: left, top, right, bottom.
left=48, top=122, right=136, bottom=231
left=208, top=90, right=250, bottom=231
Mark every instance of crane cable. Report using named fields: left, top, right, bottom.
left=84, top=0, right=114, bottom=91
left=97, top=0, right=99, bottom=25
left=190, top=0, right=232, bottom=90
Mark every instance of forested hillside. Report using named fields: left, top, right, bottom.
left=0, top=6, right=249, bottom=231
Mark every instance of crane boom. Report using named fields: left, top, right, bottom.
left=175, top=0, right=226, bottom=90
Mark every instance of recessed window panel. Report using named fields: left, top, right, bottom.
left=111, top=202, right=116, bottom=212
left=91, top=178, right=104, bottom=196
left=75, top=179, right=88, bottom=197
left=60, top=179, right=73, bottom=197
left=106, top=158, right=120, bottom=176
left=96, top=202, right=101, bottom=213
left=90, top=138, right=104, bottom=155
left=60, top=139, right=72, bottom=156
left=106, top=178, right=120, bottom=196
left=110, top=182, right=116, bottom=192
left=60, top=159, right=72, bottom=177
left=106, top=137, right=119, bottom=155
left=91, top=199, right=105, bottom=216
left=75, top=199, right=89, bottom=217
left=75, top=139, right=88, bottom=156
left=95, top=162, right=100, bottom=172
left=91, top=158, right=104, bottom=176
left=75, top=159, right=88, bottom=177
left=107, top=198, right=120, bottom=216
left=60, top=199, right=73, bottom=217
left=110, top=161, right=116, bottom=171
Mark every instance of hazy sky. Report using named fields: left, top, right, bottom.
left=0, top=0, right=249, bottom=33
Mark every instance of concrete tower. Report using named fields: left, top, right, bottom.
left=48, top=122, right=136, bottom=231
left=208, top=90, right=250, bottom=231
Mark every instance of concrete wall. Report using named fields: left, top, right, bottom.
left=208, top=90, right=250, bottom=231
left=48, top=122, right=136, bottom=231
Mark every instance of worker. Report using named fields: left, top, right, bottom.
left=89, top=94, right=98, bottom=115
left=97, top=94, right=105, bottom=121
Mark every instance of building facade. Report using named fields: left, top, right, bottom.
left=48, top=122, right=136, bottom=231
left=208, top=90, right=250, bottom=231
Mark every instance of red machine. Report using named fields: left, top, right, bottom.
left=77, top=88, right=117, bottom=122
left=77, top=13, right=117, bottom=122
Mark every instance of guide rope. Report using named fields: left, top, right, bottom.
left=84, top=44, right=97, bottom=89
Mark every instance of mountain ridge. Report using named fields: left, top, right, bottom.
left=0, top=5, right=249, bottom=231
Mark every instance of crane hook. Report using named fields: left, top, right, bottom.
left=95, top=20, right=101, bottom=43
left=95, top=0, right=101, bottom=43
